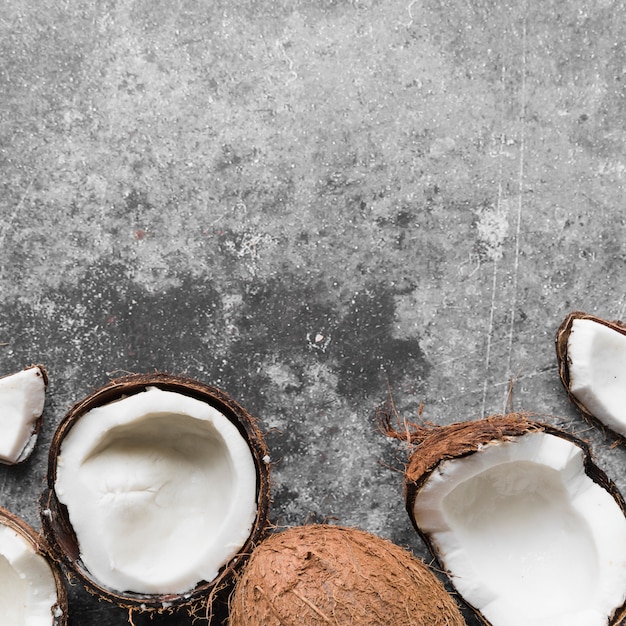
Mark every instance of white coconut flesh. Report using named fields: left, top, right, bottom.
left=54, top=386, right=258, bottom=595
left=567, top=317, right=626, bottom=437
left=0, top=523, right=59, bottom=625
left=0, top=366, right=46, bottom=464
left=412, top=431, right=626, bottom=626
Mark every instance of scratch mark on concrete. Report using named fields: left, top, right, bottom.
left=472, top=361, right=557, bottom=397
left=481, top=62, right=507, bottom=419
left=0, top=178, right=34, bottom=286
left=616, top=296, right=626, bottom=321
left=0, top=178, right=33, bottom=246
left=275, top=39, right=298, bottom=83
left=481, top=255, right=499, bottom=417
left=405, top=0, right=418, bottom=27
left=504, top=15, right=527, bottom=414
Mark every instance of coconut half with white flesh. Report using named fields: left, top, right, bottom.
left=380, top=411, right=626, bottom=626
left=556, top=311, right=626, bottom=440
left=0, top=365, right=47, bottom=465
left=0, top=506, right=68, bottom=625
left=41, top=373, right=271, bottom=614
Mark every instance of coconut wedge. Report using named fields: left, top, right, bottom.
left=380, top=412, right=626, bottom=626
left=0, top=365, right=47, bottom=465
left=41, top=373, right=271, bottom=615
left=229, top=524, right=467, bottom=626
left=556, top=311, right=626, bottom=440
left=0, top=506, right=68, bottom=625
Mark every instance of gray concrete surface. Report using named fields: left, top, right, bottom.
left=2, top=0, right=626, bottom=624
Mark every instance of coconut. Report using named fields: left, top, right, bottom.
left=0, top=506, right=68, bottom=625
left=379, top=410, right=626, bottom=626
left=556, top=310, right=626, bottom=441
left=0, top=364, right=47, bottom=465
left=40, top=372, right=271, bottom=616
left=228, top=524, right=467, bottom=626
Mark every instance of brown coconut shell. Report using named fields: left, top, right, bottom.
left=0, top=506, right=68, bottom=625
left=556, top=310, right=626, bottom=442
left=0, top=363, right=48, bottom=466
left=379, top=410, right=626, bottom=626
left=228, top=524, right=467, bottom=626
left=40, top=372, right=271, bottom=617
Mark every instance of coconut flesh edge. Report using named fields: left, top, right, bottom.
left=412, top=431, right=626, bottom=626
left=0, top=366, right=46, bottom=464
left=54, top=386, right=258, bottom=595
left=567, top=317, right=626, bottom=438
left=0, top=523, right=59, bottom=625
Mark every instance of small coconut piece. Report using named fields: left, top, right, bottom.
left=229, top=524, right=467, bottom=626
left=0, top=365, right=47, bottom=465
left=41, top=373, right=271, bottom=615
left=0, top=506, right=68, bottom=625
left=380, top=411, right=626, bottom=626
left=556, top=311, right=626, bottom=440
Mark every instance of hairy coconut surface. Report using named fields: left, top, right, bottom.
left=556, top=310, right=626, bottom=442
left=41, top=372, right=271, bottom=616
left=0, top=506, right=68, bottom=626
left=228, top=524, right=467, bottom=626
left=380, top=410, right=626, bottom=626
left=379, top=412, right=542, bottom=488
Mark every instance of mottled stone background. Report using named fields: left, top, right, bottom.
left=2, top=0, right=626, bottom=624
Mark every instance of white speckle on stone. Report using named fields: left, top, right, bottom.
left=475, top=204, right=509, bottom=261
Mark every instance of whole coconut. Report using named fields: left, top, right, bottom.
left=228, top=524, right=466, bottom=626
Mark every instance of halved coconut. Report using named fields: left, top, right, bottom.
left=556, top=311, right=626, bottom=440
left=380, top=411, right=626, bottom=626
left=229, top=524, right=467, bottom=626
left=0, top=506, right=68, bottom=625
left=0, top=365, right=47, bottom=465
left=41, top=373, right=271, bottom=615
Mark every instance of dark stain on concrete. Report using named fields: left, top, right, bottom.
left=334, top=288, right=429, bottom=397
left=1, top=264, right=429, bottom=411
left=217, top=275, right=337, bottom=410
left=0, top=262, right=224, bottom=384
left=224, top=277, right=430, bottom=403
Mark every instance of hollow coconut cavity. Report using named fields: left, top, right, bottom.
left=0, top=507, right=67, bottom=626
left=41, top=373, right=271, bottom=613
left=228, top=524, right=467, bottom=626
left=0, top=365, right=47, bottom=465
left=556, top=311, right=626, bottom=441
left=380, top=412, right=626, bottom=626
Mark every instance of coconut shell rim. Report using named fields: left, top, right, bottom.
left=41, top=372, right=271, bottom=612
left=0, top=505, right=68, bottom=626
left=555, top=310, right=626, bottom=444
left=401, top=413, right=626, bottom=626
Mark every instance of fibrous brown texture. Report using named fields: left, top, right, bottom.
left=228, top=524, right=467, bottom=626
left=377, top=409, right=622, bottom=499
left=0, top=506, right=68, bottom=626
left=378, top=411, right=541, bottom=485
left=41, top=372, right=271, bottom=616
left=555, top=310, right=626, bottom=442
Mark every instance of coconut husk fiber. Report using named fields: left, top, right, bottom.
left=228, top=524, right=466, bottom=626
